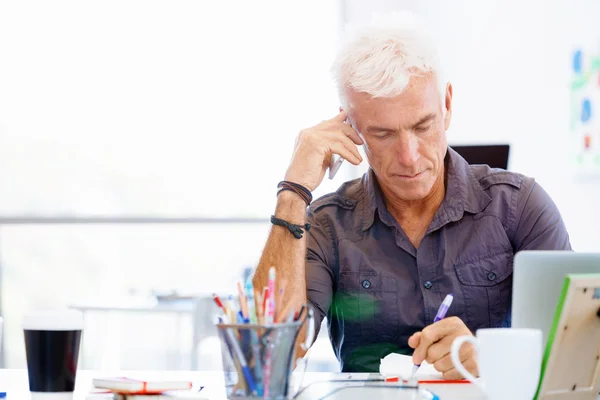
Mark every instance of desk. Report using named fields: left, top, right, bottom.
left=0, top=369, right=486, bottom=399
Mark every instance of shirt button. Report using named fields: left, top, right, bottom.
left=362, top=280, right=371, bottom=289
left=423, top=281, right=433, bottom=289
left=345, top=199, right=353, bottom=206
left=487, top=272, right=497, bottom=281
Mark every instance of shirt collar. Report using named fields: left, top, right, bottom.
left=360, top=147, right=492, bottom=232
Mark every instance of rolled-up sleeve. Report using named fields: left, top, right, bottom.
left=512, top=181, right=572, bottom=251
left=305, top=210, right=335, bottom=335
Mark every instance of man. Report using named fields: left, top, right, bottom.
left=252, top=13, right=571, bottom=377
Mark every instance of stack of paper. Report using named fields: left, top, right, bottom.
left=379, top=353, right=443, bottom=381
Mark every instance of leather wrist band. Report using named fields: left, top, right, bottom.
left=270, top=215, right=311, bottom=239
left=277, top=181, right=312, bottom=206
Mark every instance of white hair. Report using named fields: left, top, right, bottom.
left=331, top=11, right=445, bottom=108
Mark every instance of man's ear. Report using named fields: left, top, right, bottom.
left=444, top=83, right=453, bottom=131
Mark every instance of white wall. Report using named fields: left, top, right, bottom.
left=342, top=0, right=600, bottom=251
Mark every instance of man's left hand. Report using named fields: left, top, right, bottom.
left=408, top=316, right=478, bottom=380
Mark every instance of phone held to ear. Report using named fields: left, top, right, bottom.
left=328, top=155, right=344, bottom=179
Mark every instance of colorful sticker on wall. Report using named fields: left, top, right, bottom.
left=570, top=46, right=600, bottom=174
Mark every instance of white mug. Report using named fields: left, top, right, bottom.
left=451, top=328, right=542, bottom=400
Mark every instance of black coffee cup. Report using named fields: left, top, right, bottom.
left=23, top=309, right=84, bottom=400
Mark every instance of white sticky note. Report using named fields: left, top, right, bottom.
left=379, top=353, right=442, bottom=380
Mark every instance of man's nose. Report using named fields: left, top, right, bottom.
left=395, top=133, right=420, bottom=168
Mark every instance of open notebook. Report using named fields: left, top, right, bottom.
left=379, top=353, right=442, bottom=381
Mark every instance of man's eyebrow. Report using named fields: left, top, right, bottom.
left=412, top=113, right=436, bottom=127
left=365, top=125, right=394, bottom=133
left=364, top=113, right=437, bottom=133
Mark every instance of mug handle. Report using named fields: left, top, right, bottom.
left=451, top=335, right=484, bottom=391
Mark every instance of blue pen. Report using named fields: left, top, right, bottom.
left=245, top=278, right=257, bottom=324
left=411, top=294, right=454, bottom=377
left=238, top=311, right=252, bottom=364
left=236, top=310, right=245, bottom=324
left=419, top=388, right=440, bottom=400
left=244, top=278, right=264, bottom=396
left=219, top=314, right=258, bottom=395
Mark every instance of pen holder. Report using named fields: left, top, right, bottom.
left=217, top=317, right=312, bottom=400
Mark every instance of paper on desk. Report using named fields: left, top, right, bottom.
left=379, top=353, right=442, bottom=380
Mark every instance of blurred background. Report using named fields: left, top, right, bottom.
left=0, top=0, right=598, bottom=372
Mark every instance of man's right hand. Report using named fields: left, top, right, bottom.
left=284, top=110, right=364, bottom=192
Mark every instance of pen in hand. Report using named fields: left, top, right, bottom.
left=411, top=293, right=454, bottom=378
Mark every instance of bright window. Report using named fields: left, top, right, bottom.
left=0, top=0, right=342, bottom=370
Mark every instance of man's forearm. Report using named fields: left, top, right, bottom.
left=253, top=191, right=308, bottom=309
left=253, top=191, right=311, bottom=359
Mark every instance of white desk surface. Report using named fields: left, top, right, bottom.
left=0, top=369, right=486, bottom=399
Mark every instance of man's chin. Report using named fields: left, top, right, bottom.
left=391, top=187, right=430, bottom=202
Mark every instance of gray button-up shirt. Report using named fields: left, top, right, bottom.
left=305, top=147, right=571, bottom=372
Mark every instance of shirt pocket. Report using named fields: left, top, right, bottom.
left=453, top=250, right=514, bottom=329
left=335, top=271, right=400, bottom=341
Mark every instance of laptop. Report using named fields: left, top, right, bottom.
left=511, top=250, right=600, bottom=346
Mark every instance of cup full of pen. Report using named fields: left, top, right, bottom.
left=213, top=267, right=314, bottom=400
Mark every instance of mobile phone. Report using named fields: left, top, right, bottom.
left=328, top=155, right=344, bottom=179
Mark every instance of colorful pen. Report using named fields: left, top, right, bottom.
left=263, top=267, right=277, bottom=397
left=411, top=294, right=454, bottom=377
left=262, top=287, right=269, bottom=321
left=214, top=298, right=257, bottom=395
left=419, top=388, right=440, bottom=400
left=433, top=294, right=454, bottom=323
left=220, top=317, right=257, bottom=394
left=212, top=293, right=228, bottom=316
left=265, top=267, right=276, bottom=324
left=244, top=278, right=257, bottom=324
left=237, top=310, right=246, bottom=324
left=244, top=278, right=263, bottom=395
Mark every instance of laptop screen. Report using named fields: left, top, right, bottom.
left=451, top=144, right=510, bottom=170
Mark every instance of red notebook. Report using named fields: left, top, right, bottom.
left=93, top=377, right=193, bottom=394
